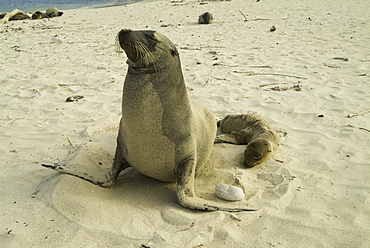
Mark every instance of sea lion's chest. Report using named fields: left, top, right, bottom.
left=120, top=81, right=178, bottom=182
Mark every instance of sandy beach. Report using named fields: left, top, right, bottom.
left=1, top=0, right=369, bottom=247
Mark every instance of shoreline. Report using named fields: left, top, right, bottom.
left=91, top=0, right=159, bottom=10
left=0, top=0, right=146, bottom=14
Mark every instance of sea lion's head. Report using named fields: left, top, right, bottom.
left=116, top=29, right=180, bottom=73
left=32, top=11, right=43, bottom=19
left=243, top=138, right=273, bottom=168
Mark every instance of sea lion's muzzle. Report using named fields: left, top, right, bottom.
left=118, top=29, right=140, bottom=62
left=117, top=29, right=158, bottom=63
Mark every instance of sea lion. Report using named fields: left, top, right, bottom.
left=46, top=7, right=63, bottom=17
left=0, top=9, right=30, bottom=22
left=42, top=29, right=253, bottom=212
left=32, top=11, right=49, bottom=20
left=1, top=7, right=63, bottom=24
left=215, top=114, right=279, bottom=167
left=198, top=12, right=213, bottom=24
left=9, top=12, right=30, bottom=20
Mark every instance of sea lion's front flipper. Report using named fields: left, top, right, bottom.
left=176, top=155, right=256, bottom=212
left=214, top=133, right=242, bottom=144
left=42, top=142, right=129, bottom=188
left=214, top=129, right=252, bottom=145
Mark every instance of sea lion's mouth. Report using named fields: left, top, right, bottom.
left=243, top=162, right=258, bottom=168
left=117, top=29, right=140, bottom=62
left=117, top=29, right=157, bottom=64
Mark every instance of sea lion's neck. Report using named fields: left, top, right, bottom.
left=122, top=67, right=191, bottom=108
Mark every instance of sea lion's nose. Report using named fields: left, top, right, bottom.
left=117, top=29, right=140, bottom=62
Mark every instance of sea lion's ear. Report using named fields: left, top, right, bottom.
left=146, top=33, right=158, bottom=42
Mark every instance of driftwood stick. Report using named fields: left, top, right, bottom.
left=233, top=71, right=307, bottom=79
left=259, top=82, right=290, bottom=87
left=248, top=18, right=270, bottom=21
left=66, top=137, right=75, bottom=148
left=203, top=79, right=211, bottom=87
left=247, top=17, right=288, bottom=22
left=239, top=10, right=248, bottom=21
left=346, top=124, right=370, bottom=132
left=347, top=109, right=370, bottom=118
left=246, top=65, right=272, bottom=68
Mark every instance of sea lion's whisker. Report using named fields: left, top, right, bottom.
left=145, top=48, right=157, bottom=71
left=115, top=35, right=122, bottom=53
left=137, top=42, right=157, bottom=71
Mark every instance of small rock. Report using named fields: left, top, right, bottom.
left=215, top=184, right=245, bottom=201
left=160, top=24, right=173, bottom=27
left=66, top=95, right=84, bottom=102
left=50, top=37, right=63, bottom=43
left=333, top=57, right=348, bottom=61
left=198, top=12, right=213, bottom=24
left=270, top=25, right=276, bottom=32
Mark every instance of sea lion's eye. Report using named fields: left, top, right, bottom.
left=171, top=49, right=178, bottom=56
left=253, top=152, right=261, bottom=160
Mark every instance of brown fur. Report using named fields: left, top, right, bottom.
left=42, top=29, right=254, bottom=212
left=216, top=114, right=279, bottom=167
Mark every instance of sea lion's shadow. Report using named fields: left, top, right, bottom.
left=38, top=120, right=293, bottom=221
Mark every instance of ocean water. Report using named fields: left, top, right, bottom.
left=0, top=0, right=142, bottom=13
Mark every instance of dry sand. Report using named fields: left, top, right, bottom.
left=1, top=0, right=369, bottom=247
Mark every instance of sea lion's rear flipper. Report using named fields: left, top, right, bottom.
left=176, top=155, right=256, bottom=212
left=42, top=142, right=129, bottom=188
left=214, top=129, right=252, bottom=145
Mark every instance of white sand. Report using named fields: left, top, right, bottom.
left=1, top=0, right=369, bottom=247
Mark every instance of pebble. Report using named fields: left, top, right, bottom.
left=215, top=184, right=245, bottom=201
left=66, top=95, right=84, bottom=102
left=50, top=37, right=63, bottom=43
